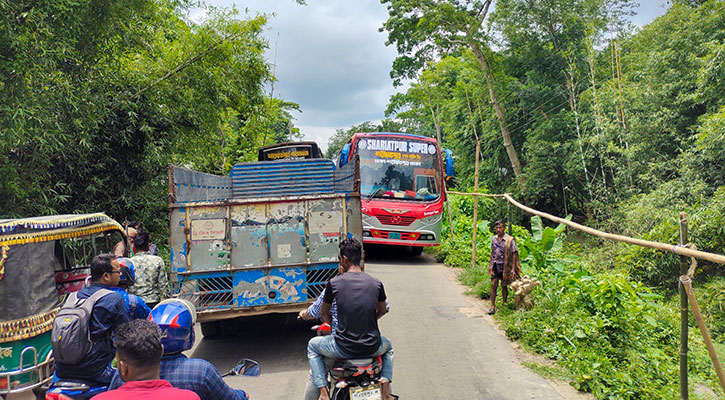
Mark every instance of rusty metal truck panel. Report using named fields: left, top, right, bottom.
left=168, top=157, right=361, bottom=321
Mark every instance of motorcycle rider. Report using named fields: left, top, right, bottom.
left=299, top=274, right=390, bottom=400
left=111, top=257, right=151, bottom=319
left=108, top=299, right=249, bottom=400
left=54, top=254, right=130, bottom=385
left=91, top=319, right=200, bottom=400
left=306, top=238, right=395, bottom=400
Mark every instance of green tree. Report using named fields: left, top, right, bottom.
left=0, top=1, right=301, bottom=239
left=380, top=0, right=525, bottom=187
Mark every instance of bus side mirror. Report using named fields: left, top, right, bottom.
left=443, top=149, right=455, bottom=181
left=338, top=143, right=351, bottom=168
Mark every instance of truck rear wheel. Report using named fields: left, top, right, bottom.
left=200, top=321, right=221, bottom=339
left=411, top=246, right=423, bottom=256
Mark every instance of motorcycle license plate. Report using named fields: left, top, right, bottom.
left=350, top=383, right=382, bottom=400
left=388, top=232, right=401, bottom=240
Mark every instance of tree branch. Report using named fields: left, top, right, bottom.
left=137, top=30, right=246, bottom=96
left=476, top=0, right=493, bottom=27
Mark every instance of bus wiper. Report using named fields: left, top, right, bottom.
left=366, top=187, right=385, bottom=201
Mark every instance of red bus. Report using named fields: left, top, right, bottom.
left=337, top=132, right=453, bottom=255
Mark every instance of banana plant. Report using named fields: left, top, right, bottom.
left=518, top=215, right=571, bottom=270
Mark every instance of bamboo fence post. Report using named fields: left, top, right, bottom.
left=680, top=275, right=725, bottom=395
left=679, top=213, right=689, bottom=400
left=464, top=86, right=481, bottom=270
left=507, top=201, right=511, bottom=235
left=471, top=140, right=481, bottom=269
left=445, top=180, right=454, bottom=237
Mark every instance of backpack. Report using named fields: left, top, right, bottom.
left=51, top=289, right=113, bottom=364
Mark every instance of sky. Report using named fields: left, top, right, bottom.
left=201, top=0, right=671, bottom=152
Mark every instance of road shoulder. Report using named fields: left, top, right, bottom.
left=441, top=264, right=594, bottom=400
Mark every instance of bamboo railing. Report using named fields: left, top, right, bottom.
left=447, top=191, right=725, bottom=398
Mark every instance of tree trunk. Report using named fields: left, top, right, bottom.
left=564, top=57, right=593, bottom=203
left=468, top=42, right=524, bottom=187
left=430, top=104, right=442, bottom=145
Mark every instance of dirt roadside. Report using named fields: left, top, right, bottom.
left=443, top=265, right=595, bottom=400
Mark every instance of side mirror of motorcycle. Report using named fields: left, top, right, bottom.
left=226, top=359, right=260, bottom=377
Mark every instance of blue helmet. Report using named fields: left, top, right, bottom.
left=149, top=299, right=197, bottom=354
left=117, top=257, right=136, bottom=285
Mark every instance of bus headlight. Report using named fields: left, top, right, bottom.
left=419, top=214, right=442, bottom=227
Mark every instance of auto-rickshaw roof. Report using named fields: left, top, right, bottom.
left=0, top=213, right=124, bottom=246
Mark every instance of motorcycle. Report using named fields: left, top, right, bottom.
left=42, top=358, right=259, bottom=399
left=329, top=356, right=384, bottom=400
left=311, top=324, right=385, bottom=400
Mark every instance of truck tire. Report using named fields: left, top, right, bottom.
left=411, top=246, right=423, bottom=256
left=201, top=321, right=221, bottom=339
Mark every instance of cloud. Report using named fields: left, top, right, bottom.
left=201, top=0, right=397, bottom=151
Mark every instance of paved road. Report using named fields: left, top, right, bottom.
left=192, top=245, right=570, bottom=399
left=11, top=246, right=573, bottom=400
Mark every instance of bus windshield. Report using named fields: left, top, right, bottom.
left=356, top=136, right=441, bottom=202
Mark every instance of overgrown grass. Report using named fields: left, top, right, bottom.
left=458, top=266, right=491, bottom=299
left=521, top=360, right=572, bottom=381
left=436, top=194, right=724, bottom=399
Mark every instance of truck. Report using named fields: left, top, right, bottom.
left=167, top=156, right=361, bottom=337
left=337, top=132, right=454, bottom=255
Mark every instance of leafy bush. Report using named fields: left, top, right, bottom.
left=438, top=190, right=497, bottom=270
left=695, top=277, right=725, bottom=339
left=438, top=207, right=724, bottom=399
left=613, top=182, right=725, bottom=289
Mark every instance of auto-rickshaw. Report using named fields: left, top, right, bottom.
left=0, top=214, right=125, bottom=399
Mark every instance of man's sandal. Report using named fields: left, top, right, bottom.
left=487, top=307, right=495, bottom=315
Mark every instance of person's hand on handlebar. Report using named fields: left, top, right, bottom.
left=298, top=310, right=312, bottom=320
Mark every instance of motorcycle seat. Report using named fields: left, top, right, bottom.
left=333, top=358, right=376, bottom=368
left=331, top=356, right=383, bottom=380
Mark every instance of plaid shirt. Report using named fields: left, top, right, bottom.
left=110, top=354, right=247, bottom=400
left=491, top=234, right=517, bottom=265
left=307, top=289, right=339, bottom=332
